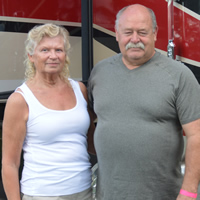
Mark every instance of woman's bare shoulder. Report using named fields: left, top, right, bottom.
left=5, top=91, right=28, bottom=118
left=6, top=91, right=26, bottom=106
left=78, top=81, right=88, bottom=101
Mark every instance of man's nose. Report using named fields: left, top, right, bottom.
left=130, top=32, right=140, bottom=43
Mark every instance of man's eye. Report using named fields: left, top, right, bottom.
left=125, top=32, right=132, bottom=35
left=139, top=32, right=147, bottom=36
left=56, top=49, right=63, bottom=52
left=41, top=49, right=48, bottom=52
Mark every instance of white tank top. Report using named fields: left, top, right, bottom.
left=16, top=79, right=91, bottom=196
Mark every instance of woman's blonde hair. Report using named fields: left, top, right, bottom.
left=24, top=23, right=71, bottom=82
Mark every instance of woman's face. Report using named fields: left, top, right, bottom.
left=29, top=35, right=66, bottom=76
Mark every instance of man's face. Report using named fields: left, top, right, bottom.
left=115, top=5, right=158, bottom=68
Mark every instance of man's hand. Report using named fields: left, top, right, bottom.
left=177, top=192, right=197, bottom=200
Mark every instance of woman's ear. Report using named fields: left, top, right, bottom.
left=28, top=54, right=34, bottom=62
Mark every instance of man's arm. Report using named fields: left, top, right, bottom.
left=177, top=118, right=200, bottom=200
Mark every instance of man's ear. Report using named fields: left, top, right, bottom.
left=154, top=26, right=158, bottom=41
left=115, top=25, right=119, bottom=42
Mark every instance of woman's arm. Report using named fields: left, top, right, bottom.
left=2, top=92, right=28, bottom=200
left=79, top=82, right=96, bottom=155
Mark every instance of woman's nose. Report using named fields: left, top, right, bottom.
left=49, top=50, right=57, bottom=58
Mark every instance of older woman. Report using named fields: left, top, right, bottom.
left=2, top=23, right=94, bottom=200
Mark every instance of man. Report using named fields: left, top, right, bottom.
left=88, top=4, right=200, bottom=200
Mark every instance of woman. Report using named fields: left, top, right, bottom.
left=2, top=23, right=95, bottom=200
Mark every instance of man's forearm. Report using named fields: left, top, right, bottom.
left=181, top=135, right=200, bottom=192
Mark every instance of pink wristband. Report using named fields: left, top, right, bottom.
left=180, top=189, right=197, bottom=198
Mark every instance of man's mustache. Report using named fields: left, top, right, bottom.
left=126, top=42, right=145, bottom=50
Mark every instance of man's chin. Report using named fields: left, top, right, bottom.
left=128, top=52, right=144, bottom=60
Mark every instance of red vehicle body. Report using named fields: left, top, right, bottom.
left=0, top=0, right=199, bottom=92
left=0, top=0, right=199, bottom=198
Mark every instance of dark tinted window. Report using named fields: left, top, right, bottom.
left=176, top=0, right=200, bottom=14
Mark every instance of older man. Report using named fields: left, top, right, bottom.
left=88, top=4, right=200, bottom=200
